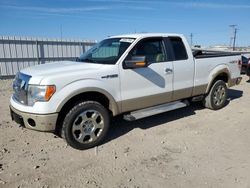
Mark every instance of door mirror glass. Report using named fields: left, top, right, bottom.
left=124, top=56, right=147, bottom=69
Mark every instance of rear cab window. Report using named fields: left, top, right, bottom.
left=168, top=37, right=188, bottom=61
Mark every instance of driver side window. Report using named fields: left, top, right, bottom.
left=128, top=38, right=166, bottom=63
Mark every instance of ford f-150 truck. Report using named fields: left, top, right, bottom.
left=10, top=33, right=243, bottom=150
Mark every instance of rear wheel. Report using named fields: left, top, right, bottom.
left=62, top=101, right=110, bottom=150
left=203, top=80, right=228, bottom=110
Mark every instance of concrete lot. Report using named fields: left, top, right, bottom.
left=0, top=76, right=250, bottom=188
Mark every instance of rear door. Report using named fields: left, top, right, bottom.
left=166, top=37, right=195, bottom=100
left=119, top=37, right=174, bottom=112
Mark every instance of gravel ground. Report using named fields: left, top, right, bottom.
left=0, top=76, right=250, bottom=188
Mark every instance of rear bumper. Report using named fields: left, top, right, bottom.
left=228, top=77, right=242, bottom=87
left=10, top=105, right=58, bottom=132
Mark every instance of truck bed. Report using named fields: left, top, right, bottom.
left=192, top=50, right=245, bottom=96
left=192, top=49, right=243, bottom=59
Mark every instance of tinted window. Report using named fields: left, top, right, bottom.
left=169, top=37, right=188, bottom=61
left=128, top=38, right=166, bottom=63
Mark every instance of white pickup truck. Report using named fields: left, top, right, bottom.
left=10, top=33, right=243, bottom=150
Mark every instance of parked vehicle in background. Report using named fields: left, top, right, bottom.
left=241, top=55, right=250, bottom=74
left=10, top=33, right=245, bottom=150
left=246, top=58, right=250, bottom=79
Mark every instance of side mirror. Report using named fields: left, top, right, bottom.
left=124, top=56, right=147, bottom=69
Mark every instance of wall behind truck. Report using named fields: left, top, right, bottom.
left=0, top=36, right=96, bottom=78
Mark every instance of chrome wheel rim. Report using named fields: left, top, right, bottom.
left=213, top=85, right=226, bottom=106
left=72, top=110, right=104, bottom=143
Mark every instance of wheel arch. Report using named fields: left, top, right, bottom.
left=54, top=88, right=120, bottom=135
left=57, top=88, right=120, bottom=117
left=206, top=66, right=231, bottom=93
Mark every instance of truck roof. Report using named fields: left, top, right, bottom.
left=109, top=33, right=183, bottom=39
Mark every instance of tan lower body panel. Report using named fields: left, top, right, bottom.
left=172, top=87, right=193, bottom=101
left=120, top=84, right=208, bottom=114
left=192, top=84, right=208, bottom=96
left=121, top=92, right=173, bottom=113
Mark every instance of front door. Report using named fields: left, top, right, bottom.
left=119, top=37, right=174, bottom=112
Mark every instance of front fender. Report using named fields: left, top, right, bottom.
left=51, top=79, right=121, bottom=115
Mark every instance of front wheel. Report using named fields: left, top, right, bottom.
left=62, top=101, right=110, bottom=150
left=203, top=80, right=228, bottom=110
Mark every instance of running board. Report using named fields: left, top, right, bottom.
left=123, top=100, right=189, bottom=121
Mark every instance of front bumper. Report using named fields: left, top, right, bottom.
left=10, top=105, right=58, bottom=132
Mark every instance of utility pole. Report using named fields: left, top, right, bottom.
left=229, top=25, right=237, bottom=50
left=232, top=28, right=237, bottom=51
left=190, top=33, right=193, bottom=46
left=60, top=24, right=63, bottom=41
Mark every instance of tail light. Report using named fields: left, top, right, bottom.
left=247, top=58, right=250, bottom=68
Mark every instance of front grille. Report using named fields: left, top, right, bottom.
left=13, top=72, right=31, bottom=105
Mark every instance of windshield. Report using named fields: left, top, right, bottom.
left=78, top=38, right=135, bottom=64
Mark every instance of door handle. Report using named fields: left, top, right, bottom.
left=165, top=68, right=173, bottom=74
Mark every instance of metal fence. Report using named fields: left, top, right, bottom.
left=0, top=36, right=96, bottom=78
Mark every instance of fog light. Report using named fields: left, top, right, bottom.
left=28, top=118, right=36, bottom=127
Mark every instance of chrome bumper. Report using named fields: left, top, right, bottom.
left=10, top=105, right=58, bottom=132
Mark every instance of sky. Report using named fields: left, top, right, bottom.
left=0, top=0, right=250, bottom=47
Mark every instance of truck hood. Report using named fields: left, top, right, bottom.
left=21, top=61, right=103, bottom=84
left=21, top=61, right=102, bottom=76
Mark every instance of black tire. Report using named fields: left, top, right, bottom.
left=203, top=80, right=228, bottom=110
left=62, top=101, right=110, bottom=150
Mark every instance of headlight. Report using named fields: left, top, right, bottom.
left=27, top=85, right=56, bottom=106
